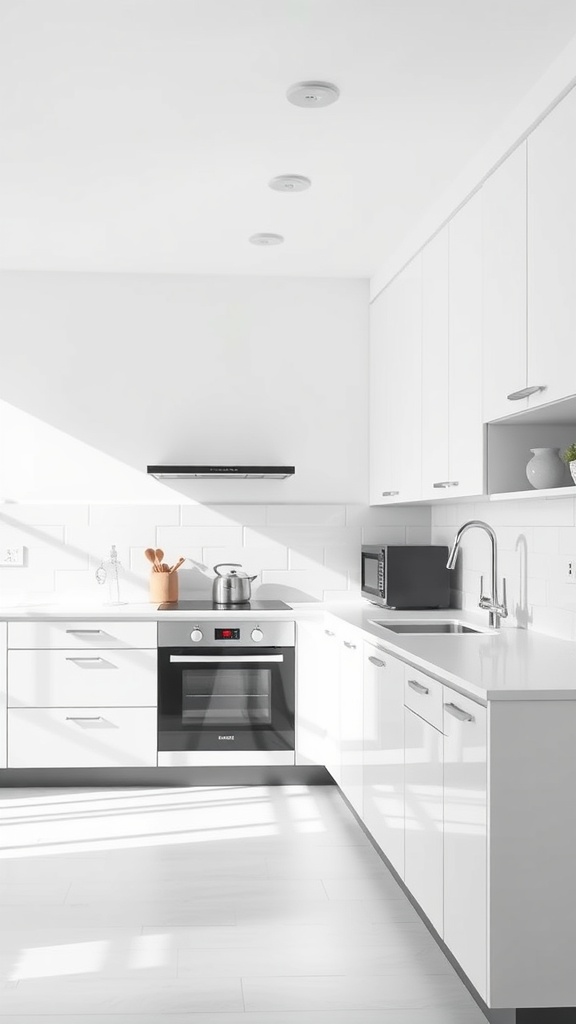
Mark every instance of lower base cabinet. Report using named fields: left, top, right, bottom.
left=339, top=633, right=363, bottom=817
left=362, top=642, right=404, bottom=877
left=8, top=707, right=158, bottom=768
left=404, top=704, right=444, bottom=936
left=443, top=692, right=487, bottom=1000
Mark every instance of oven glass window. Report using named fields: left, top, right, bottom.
left=182, top=668, right=272, bottom=726
left=363, top=554, right=380, bottom=590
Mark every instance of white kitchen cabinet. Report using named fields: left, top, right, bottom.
left=527, top=86, right=576, bottom=409
left=369, top=255, right=422, bottom=504
left=421, top=227, right=450, bottom=499
left=338, top=630, right=363, bottom=817
left=0, top=623, right=6, bottom=769
left=404, top=681, right=444, bottom=936
left=8, top=620, right=156, bottom=650
left=295, top=619, right=327, bottom=766
left=482, top=144, right=528, bottom=422
left=362, top=643, right=404, bottom=877
left=8, top=648, right=157, bottom=708
left=322, top=622, right=342, bottom=785
left=8, top=706, right=157, bottom=768
left=448, top=192, right=484, bottom=496
left=443, top=692, right=487, bottom=1001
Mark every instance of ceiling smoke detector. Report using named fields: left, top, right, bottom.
left=249, top=232, right=284, bottom=246
left=269, top=175, right=311, bottom=193
left=286, top=81, right=340, bottom=108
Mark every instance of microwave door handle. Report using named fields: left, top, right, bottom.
left=169, top=655, right=284, bottom=663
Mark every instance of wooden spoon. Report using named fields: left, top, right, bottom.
left=144, top=548, right=158, bottom=571
left=154, top=548, right=164, bottom=571
left=169, top=556, right=186, bottom=575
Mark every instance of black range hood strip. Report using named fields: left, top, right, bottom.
left=147, top=465, right=295, bottom=479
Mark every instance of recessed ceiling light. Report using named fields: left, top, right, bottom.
left=249, top=232, right=284, bottom=246
left=286, top=81, right=340, bottom=108
left=269, top=175, right=311, bottom=193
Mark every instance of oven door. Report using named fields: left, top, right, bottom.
left=158, top=646, right=295, bottom=755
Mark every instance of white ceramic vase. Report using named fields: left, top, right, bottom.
left=525, top=447, right=565, bottom=489
left=570, top=461, right=576, bottom=486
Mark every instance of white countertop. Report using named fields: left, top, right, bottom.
left=325, top=603, right=576, bottom=703
left=1, top=599, right=575, bottom=703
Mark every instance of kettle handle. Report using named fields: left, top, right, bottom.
left=213, top=563, right=242, bottom=576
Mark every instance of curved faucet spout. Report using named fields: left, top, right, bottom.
left=446, top=520, right=507, bottom=629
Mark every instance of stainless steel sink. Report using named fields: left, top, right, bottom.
left=370, top=619, right=488, bottom=635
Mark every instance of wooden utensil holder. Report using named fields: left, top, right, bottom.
left=149, top=570, right=178, bottom=604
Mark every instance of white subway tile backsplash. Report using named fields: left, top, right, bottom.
left=89, top=505, right=180, bottom=527
left=203, top=546, right=288, bottom=571
left=244, top=525, right=361, bottom=548
left=157, top=526, right=244, bottom=550
left=0, top=504, right=89, bottom=525
left=0, top=523, right=64, bottom=546
left=361, top=527, right=406, bottom=545
left=406, top=526, right=433, bottom=545
left=532, top=527, right=560, bottom=553
left=181, top=505, right=267, bottom=527
left=346, top=505, right=430, bottom=527
left=288, top=547, right=325, bottom=571
left=267, top=505, right=346, bottom=526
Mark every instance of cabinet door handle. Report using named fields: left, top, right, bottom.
left=324, top=630, right=336, bottom=637
left=65, top=656, right=106, bottom=664
left=444, top=702, right=475, bottom=723
left=381, top=490, right=399, bottom=497
left=368, top=656, right=386, bottom=667
left=343, top=641, right=357, bottom=649
left=433, top=481, right=459, bottom=488
left=407, top=678, right=429, bottom=695
left=506, top=385, right=546, bottom=401
left=65, top=629, right=108, bottom=635
left=65, top=716, right=104, bottom=722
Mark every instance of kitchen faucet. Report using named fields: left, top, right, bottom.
left=446, top=520, right=508, bottom=629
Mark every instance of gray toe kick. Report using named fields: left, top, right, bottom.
left=516, top=1012, right=576, bottom=1024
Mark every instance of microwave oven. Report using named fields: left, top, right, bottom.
left=361, top=545, right=450, bottom=609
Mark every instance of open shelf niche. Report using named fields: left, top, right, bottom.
left=486, top=395, right=576, bottom=500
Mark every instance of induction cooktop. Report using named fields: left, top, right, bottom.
left=158, top=600, right=293, bottom=611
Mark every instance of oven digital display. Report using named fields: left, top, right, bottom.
left=215, top=628, right=240, bottom=640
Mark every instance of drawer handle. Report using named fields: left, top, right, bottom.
left=324, top=630, right=336, bottom=637
left=407, top=679, right=429, bottom=695
left=381, top=490, right=399, bottom=497
left=506, top=385, right=546, bottom=401
left=444, top=702, right=475, bottom=723
left=65, top=629, right=108, bottom=635
left=65, top=716, right=104, bottom=722
left=343, top=641, right=357, bottom=649
left=65, top=657, right=106, bottom=663
left=368, top=656, right=386, bottom=668
left=433, top=481, right=459, bottom=488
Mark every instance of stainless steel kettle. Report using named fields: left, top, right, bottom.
left=212, top=563, right=258, bottom=604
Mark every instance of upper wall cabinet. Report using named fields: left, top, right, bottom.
left=369, top=255, right=422, bottom=504
left=420, top=197, right=484, bottom=501
left=527, top=86, right=576, bottom=410
left=482, top=144, right=528, bottom=421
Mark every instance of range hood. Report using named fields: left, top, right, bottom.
left=147, top=465, right=295, bottom=480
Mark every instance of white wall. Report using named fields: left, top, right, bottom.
left=431, top=497, right=576, bottom=640
left=0, top=502, right=430, bottom=607
left=0, top=272, right=369, bottom=503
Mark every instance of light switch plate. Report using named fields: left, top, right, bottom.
left=0, top=546, right=25, bottom=566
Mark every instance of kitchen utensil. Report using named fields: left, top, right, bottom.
left=144, top=548, right=157, bottom=570
left=155, top=548, right=165, bottom=570
left=150, top=568, right=178, bottom=603
left=169, top=557, right=186, bottom=574
left=212, top=563, right=258, bottom=605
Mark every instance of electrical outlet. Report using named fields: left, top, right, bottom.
left=0, top=546, right=24, bottom=567
left=565, top=558, right=576, bottom=584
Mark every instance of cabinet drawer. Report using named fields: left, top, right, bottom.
left=404, top=668, right=443, bottom=731
left=8, top=620, right=157, bottom=650
left=8, top=707, right=157, bottom=768
left=8, top=649, right=157, bottom=708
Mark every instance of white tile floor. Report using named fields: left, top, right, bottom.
left=0, top=784, right=489, bottom=1023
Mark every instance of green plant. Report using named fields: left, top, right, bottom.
left=562, top=443, right=576, bottom=464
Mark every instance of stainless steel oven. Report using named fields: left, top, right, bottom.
left=157, top=619, right=295, bottom=766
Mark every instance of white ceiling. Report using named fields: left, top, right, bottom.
left=2, top=0, right=576, bottom=277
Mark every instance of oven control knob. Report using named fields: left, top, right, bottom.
left=251, top=628, right=264, bottom=643
left=190, top=628, right=203, bottom=643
